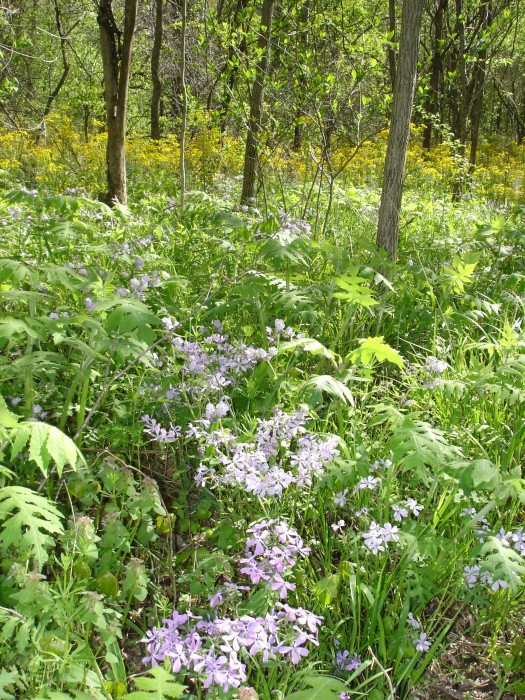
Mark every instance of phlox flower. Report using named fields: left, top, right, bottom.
left=334, top=489, right=348, bottom=507
left=414, top=632, right=431, bottom=652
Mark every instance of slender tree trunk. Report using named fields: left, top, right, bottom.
left=387, top=0, right=397, bottom=94
left=97, top=0, right=138, bottom=206
left=292, top=0, right=310, bottom=152
left=151, top=0, right=163, bottom=139
left=376, top=0, right=423, bottom=261
left=422, top=0, right=446, bottom=150
left=240, top=0, right=275, bottom=204
left=469, top=1, right=492, bottom=169
left=180, top=0, right=188, bottom=211
left=36, top=0, right=70, bottom=145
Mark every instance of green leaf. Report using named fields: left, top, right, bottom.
left=277, top=337, right=339, bottom=367
left=350, top=336, right=405, bottom=368
left=478, top=536, right=525, bottom=594
left=313, top=574, right=340, bottom=607
left=454, top=459, right=500, bottom=494
left=10, top=421, right=84, bottom=477
left=387, top=416, right=463, bottom=484
left=334, top=274, right=378, bottom=307
left=300, top=375, right=354, bottom=405
left=285, top=674, right=350, bottom=700
left=124, top=667, right=186, bottom=700
left=0, top=486, right=64, bottom=569
left=0, top=669, right=18, bottom=700
left=0, top=395, right=19, bottom=428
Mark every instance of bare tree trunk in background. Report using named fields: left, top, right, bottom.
left=469, top=1, right=492, bottom=169
left=422, top=0, right=446, bottom=150
left=151, top=0, right=163, bottom=139
left=387, top=0, right=397, bottom=94
left=97, top=0, right=138, bottom=205
left=376, top=0, right=423, bottom=261
left=36, top=0, right=71, bottom=144
left=292, top=0, right=310, bottom=152
left=240, top=0, right=275, bottom=204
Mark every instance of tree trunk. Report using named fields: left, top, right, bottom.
left=387, top=0, right=397, bottom=94
left=240, top=0, right=275, bottom=204
left=469, top=1, right=492, bottom=169
left=151, top=0, right=163, bottom=139
left=422, top=0, right=446, bottom=150
left=97, top=0, right=138, bottom=206
left=376, top=0, right=423, bottom=261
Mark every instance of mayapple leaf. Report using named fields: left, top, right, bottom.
left=0, top=486, right=64, bottom=569
left=124, top=667, right=186, bottom=700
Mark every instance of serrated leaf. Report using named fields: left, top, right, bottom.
left=0, top=486, right=64, bottom=569
left=10, top=421, right=84, bottom=477
left=0, top=396, right=19, bottom=428
left=334, top=274, right=378, bottom=307
left=284, top=674, right=349, bottom=700
left=387, top=416, right=463, bottom=484
left=479, top=536, right=525, bottom=594
left=350, top=336, right=405, bottom=368
left=124, top=667, right=186, bottom=700
left=0, top=669, right=18, bottom=700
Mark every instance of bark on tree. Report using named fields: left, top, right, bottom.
left=97, top=0, right=138, bottom=205
left=387, top=0, right=397, bottom=94
left=151, top=0, right=163, bottom=139
left=240, top=0, right=275, bottom=204
left=376, top=0, right=423, bottom=261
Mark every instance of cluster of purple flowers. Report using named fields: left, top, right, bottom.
left=141, top=415, right=182, bottom=443
left=361, top=521, right=400, bottom=555
left=462, top=564, right=510, bottom=591
left=335, top=649, right=362, bottom=673
left=239, top=520, right=310, bottom=599
left=142, top=604, right=322, bottom=693
left=193, top=407, right=340, bottom=498
left=422, top=355, right=448, bottom=389
left=165, top=320, right=277, bottom=392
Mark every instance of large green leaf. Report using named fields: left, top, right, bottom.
left=387, top=416, right=463, bottom=484
left=10, top=421, right=84, bottom=477
left=334, top=274, right=378, bottom=307
left=478, top=536, right=525, bottom=594
left=123, top=667, right=186, bottom=700
left=0, top=486, right=64, bottom=569
left=285, top=674, right=350, bottom=700
left=350, top=336, right=405, bottom=369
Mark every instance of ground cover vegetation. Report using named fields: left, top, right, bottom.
left=0, top=0, right=525, bottom=699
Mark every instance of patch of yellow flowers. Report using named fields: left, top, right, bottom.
left=0, top=110, right=523, bottom=203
